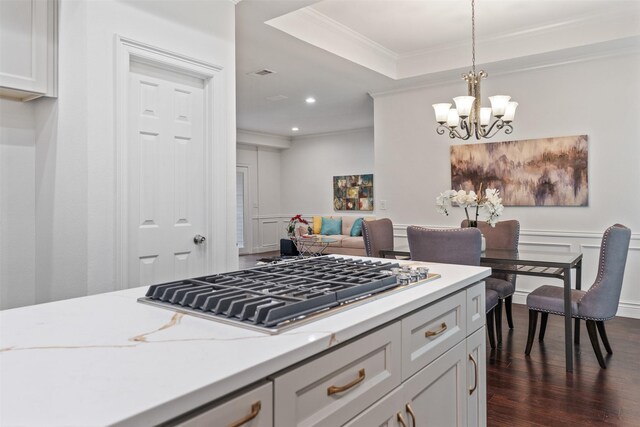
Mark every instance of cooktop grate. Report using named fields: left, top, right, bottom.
left=137, top=256, right=439, bottom=333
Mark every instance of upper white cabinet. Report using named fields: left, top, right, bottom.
left=0, top=0, right=57, bottom=101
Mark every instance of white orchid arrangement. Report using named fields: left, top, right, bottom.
left=436, top=184, right=504, bottom=227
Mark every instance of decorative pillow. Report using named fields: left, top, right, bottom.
left=312, top=216, right=322, bottom=234
left=342, top=216, right=356, bottom=235
left=350, top=218, right=364, bottom=236
left=321, top=217, right=342, bottom=235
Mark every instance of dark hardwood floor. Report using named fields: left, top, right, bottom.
left=238, top=251, right=280, bottom=269
left=487, top=304, right=640, bottom=426
left=237, top=253, right=640, bottom=425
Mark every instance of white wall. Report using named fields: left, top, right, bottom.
left=2, top=0, right=236, bottom=309
left=280, top=127, right=375, bottom=215
left=373, top=52, right=640, bottom=317
left=0, top=100, right=36, bottom=309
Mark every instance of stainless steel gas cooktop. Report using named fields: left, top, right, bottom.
left=138, top=256, right=440, bottom=334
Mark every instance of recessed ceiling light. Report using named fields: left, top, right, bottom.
left=305, top=97, right=316, bottom=104
left=291, top=127, right=299, bottom=132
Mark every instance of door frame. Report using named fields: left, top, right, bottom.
left=114, top=35, right=223, bottom=290
left=236, top=164, right=252, bottom=255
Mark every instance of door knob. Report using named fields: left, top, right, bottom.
left=193, top=234, right=206, bottom=245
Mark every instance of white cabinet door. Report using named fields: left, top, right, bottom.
left=467, top=327, right=487, bottom=427
left=466, top=282, right=485, bottom=334
left=0, top=0, right=56, bottom=99
left=176, top=382, right=272, bottom=427
left=402, top=340, right=468, bottom=427
left=342, top=385, right=404, bottom=427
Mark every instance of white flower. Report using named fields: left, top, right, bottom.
left=436, top=191, right=455, bottom=216
left=482, top=188, right=504, bottom=227
left=453, top=189, right=477, bottom=207
left=435, top=186, right=505, bottom=226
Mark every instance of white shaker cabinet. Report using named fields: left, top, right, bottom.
left=273, top=323, right=402, bottom=427
left=275, top=282, right=487, bottom=427
left=345, top=340, right=468, bottom=427
left=174, top=382, right=273, bottom=427
left=0, top=0, right=57, bottom=101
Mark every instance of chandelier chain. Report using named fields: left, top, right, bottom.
left=471, top=0, right=476, bottom=74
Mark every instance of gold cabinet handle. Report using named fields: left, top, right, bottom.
left=469, top=353, right=478, bottom=395
left=327, top=368, right=366, bottom=396
left=397, top=412, right=408, bottom=427
left=425, top=322, right=448, bottom=337
left=228, top=401, right=261, bottom=427
left=405, top=403, right=416, bottom=426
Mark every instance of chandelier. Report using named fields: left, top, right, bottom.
left=433, top=0, right=518, bottom=140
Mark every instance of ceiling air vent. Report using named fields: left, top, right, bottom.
left=247, top=69, right=276, bottom=77
left=266, top=94, right=288, bottom=102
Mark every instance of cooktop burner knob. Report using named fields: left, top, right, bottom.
left=193, top=234, right=207, bottom=245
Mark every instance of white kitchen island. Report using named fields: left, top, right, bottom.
left=0, top=257, right=490, bottom=426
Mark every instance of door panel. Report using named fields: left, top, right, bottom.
left=403, top=340, right=467, bottom=427
left=128, top=61, right=206, bottom=287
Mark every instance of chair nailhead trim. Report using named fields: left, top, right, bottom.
left=528, top=307, right=613, bottom=322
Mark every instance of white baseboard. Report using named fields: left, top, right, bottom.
left=511, top=290, right=640, bottom=319
left=249, top=246, right=280, bottom=255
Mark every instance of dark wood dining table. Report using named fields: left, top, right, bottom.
left=379, top=247, right=583, bottom=373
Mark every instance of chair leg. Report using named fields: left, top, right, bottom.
left=486, top=311, right=496, bottom=349
left=596, top=321, right=613, bottom=354
left=495, top=299, right=503, bottom=344
left=575, top=318, right=580, bottom=345
left=586, top=320, right=607, bottom=369
left=505, top=295, right=514, bottom=329
left=525, top=310, right=538, bottom=355
left=539, top=312, right=548, bottom=341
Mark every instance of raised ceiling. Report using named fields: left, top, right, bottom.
left=236, top=0, right=640, bottom=137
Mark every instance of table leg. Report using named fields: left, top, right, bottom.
left=574, top=260, right=582, bottom=345
left=564, top=267, right=573, bottom=373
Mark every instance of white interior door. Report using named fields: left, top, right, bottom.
left=128, top=61, right=207, bottom=287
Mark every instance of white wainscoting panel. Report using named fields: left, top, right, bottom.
left=253, top=216, right=286, bottom=253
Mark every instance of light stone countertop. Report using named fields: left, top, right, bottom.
left=0, top=257, right=490, bottom=426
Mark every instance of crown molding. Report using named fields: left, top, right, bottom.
left=266, top=2, right=639, bottom=81
left=237, top=129, right=292, bottom=149
left=291, top=126, right=374, bottom=141
left=302, top=8, right=398, bottom=61
left=266, top=7, right=398, bottom=78
left=370, top=36, right=640, bottom=99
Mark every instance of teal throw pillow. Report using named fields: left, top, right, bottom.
left=321, top=217, right=342, bottom=235
left=350, top=218, right=363, bottom=236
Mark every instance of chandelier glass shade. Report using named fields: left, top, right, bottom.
left=433, top=0, right=518, bottom=140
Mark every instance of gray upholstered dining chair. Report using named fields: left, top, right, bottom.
left=407, top=226, right=498, bottom=348
left=485, top=289, right=500, bottom=349
left=362, top=218, right=395, bottom=258
left=525, top=224, right=631, bottom=368
left=462, top=219, right=520, bottom=344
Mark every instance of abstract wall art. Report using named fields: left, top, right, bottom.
left=450, top=135, right=588, bottom=206
left=333, top=174, right=374, bottom=211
